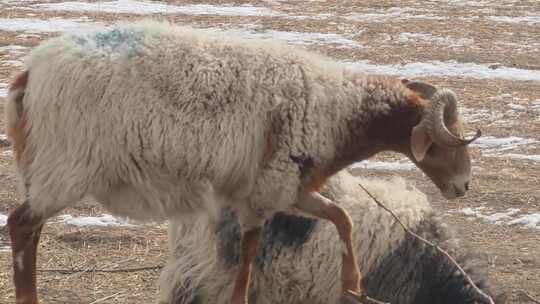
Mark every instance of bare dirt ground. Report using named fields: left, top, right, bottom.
left=0, top=0, right=539, bottom=303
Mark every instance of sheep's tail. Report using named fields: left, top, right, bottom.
left=4, top=70, right=29, bottom=163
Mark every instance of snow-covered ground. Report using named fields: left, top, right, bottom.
left=0, top=213, right=6, bottom=226
left=0, top=212, right=134, bottom=229
left=346, top=60, right=540, bottom=82
left=0, top=17, right=93, bottom=33
left=459, top=207, right=540, bottom=230
left=345, top=7, right=444, bottom=22
left=33, top=0, right=285, bottom=17
left=227, top=28, right=364, bottom=48
left=0, top=82, right=8, bottom=98
left=396, top=32, right=474, bottom=47
left=0, top=212, right=134, bottom=252
left=488, top=15, right=540, bottom=25
left=56, top=214, right=134, bottom=227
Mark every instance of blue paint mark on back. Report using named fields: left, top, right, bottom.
left=72, top=28, right=144, bottom=57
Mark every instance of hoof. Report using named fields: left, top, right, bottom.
left=339, top=290, right=390, bottom=304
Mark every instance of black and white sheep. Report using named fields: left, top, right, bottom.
left=159, top=170, right=505, bottom=304
left=5, top=21, right=480, bottom=304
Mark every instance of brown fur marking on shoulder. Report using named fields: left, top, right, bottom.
left=12, top=113, right=28, bottom=163
left=10, top=70, right=29, bottom=93
left=8, top=70, right=30, bottom=163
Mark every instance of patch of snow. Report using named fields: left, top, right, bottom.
left=0, top=211, right=10, bottom=252
left=499, top=154, right=540, bottom=162
left=0, top=213, right=6, bottom=226
left=1, top=0, right=38, bottom=3
left=2, top=150, right=13, bottom=157
left=397, top=32, right=474, bottom=47
left=0, top=45, right=28, bottom=53
left=482, top=209, right=521, bottom=224
left=293, top=13, right=333, bottom=21
left=350, top=159, right=416, bottom=171
left=532, top=100, right=540, bottom=112
left=460, top=207, right=482, bottom=216
left=16, top=33, right=42, bottom=40
left=57, top=214, right=134, bottom=227
left=461, top=107, right=503, bottom=123
left=1, top=60, right=23, bottom=67
left=1, top=211, right=139, bottom=229
left=227, top=28, right=363, bottom=48
left=508, top=213, right=540, bottom=229
left=459, top=207, right=540, bottom=230
left=488, top=15, right=540, bottom=25
left=442, top=0, right=493, bottom=6
left=0, top=17, right=92, bottom=33
left=345, top=60, right=540, bottom=81
left=460, top=207, right=520, bottom=224
left=507, top=103, right=526, bottom=111
left=0, top=82, right=8, bottom=98
left=346, top=8, right=444, bottom=22
left=471, top=136, right=537, bottom=154
left=34, top=1, right=285, bottom=17
left=0, top=45, right=27, bottom=68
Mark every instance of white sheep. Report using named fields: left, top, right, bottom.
left=159, top=170, right=505, bottom=304
left=5, top=21, right=480, bottom=304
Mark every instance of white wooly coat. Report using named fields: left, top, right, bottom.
left=159, top=170, right=433, bottom=304
left=14, top=21, right=361, bottom=222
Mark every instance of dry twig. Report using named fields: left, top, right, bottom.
left=521, top=289, right=540, bottom=304
left=38, top=265, right=163, bottom=274
left=89, top=291, right=126, bottom=304
left=357, top=183, right=495, bottom=304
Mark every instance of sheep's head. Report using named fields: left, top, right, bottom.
left=403, top=80, right=481, bottom=199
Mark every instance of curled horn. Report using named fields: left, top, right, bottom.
left=425, top=89, right=482, bottom=147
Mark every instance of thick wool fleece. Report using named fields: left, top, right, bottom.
left=159, top=170, right=503, bottom=304
left=13, top=21, right=419, bottom=225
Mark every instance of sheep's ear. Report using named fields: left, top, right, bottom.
left=411, top=124, right=432, bottom=162
left=404, top=81, right=438, bottom=100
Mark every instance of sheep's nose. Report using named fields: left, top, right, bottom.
left=464, top=181, right=470, bottom=191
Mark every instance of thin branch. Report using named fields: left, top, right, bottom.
left=521, top=289, right=540, bottom=304
left=357, top=183, right=495, bottom=304
left=89, top=291, right=125, bottom=304
left=38, top=265, right=163, bottom=274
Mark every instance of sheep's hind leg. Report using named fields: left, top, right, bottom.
left=7, top=201, right=45, bottom=304
left=228, top=208, right=264, bottom=304
left=295, top=192, right=388, bottom=304
left=229, top=226, right=261, bottom=304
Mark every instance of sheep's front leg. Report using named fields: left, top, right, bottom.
left=230, top=226, right=262, bottom=304
left=7, top=201, right=44, bottom=304
left=295, top=192, right=388, bottom=304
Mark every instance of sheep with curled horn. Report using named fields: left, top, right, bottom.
left=159, top=170, right=505, bottom=304
left=5, top=21, right=480, bottom=304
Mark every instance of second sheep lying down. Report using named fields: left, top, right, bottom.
left=159, top=170, right=505, bottom=304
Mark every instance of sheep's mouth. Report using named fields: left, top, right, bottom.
left=440, top=184, right=465, bottom=200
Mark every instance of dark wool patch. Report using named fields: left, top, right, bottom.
left=363, top=216, right=503, bottom=304
left=215, top=209, right=318, bottom=267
